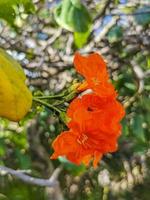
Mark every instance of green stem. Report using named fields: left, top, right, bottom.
left=34, top=94, right=65, bottom=100
left=33, top=97, right=61, bottom=113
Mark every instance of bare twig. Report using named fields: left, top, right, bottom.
left=0, top=166, right=62, bottom=187
left=94, top=16, right=120, bottom=43
left=130, top=60, right=145, bottom=93
left=94, top=0, right=112, bottom=21
left=107, top=11, right=150, bottom=17
left=82, top=16, right=119, bottom=53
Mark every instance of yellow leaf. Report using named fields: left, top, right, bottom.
left=0, top=48, right=32, bottom=121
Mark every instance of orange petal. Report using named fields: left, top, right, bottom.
left=93, top=152, right=103, bottom=168
left=74, top=52, right=108, bottom=82
left=74, top=52, right=88, bottom=75
left=51, top=130, right=79, bottom=159
left=82, top=154, right=93, bottom=166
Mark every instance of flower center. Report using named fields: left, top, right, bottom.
left=87, top=107, right=93, bottom=112
left=77, top=134, right=88, bottom=145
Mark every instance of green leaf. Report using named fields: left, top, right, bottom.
left=140, top=96, right=150, bottom=112
left=0, top=194, right=9, bottom=200
left=71, top=0, right=81, bottom=8
left=131, top=115, right=145, bottom=142
left=15, top=149, right=31, bottom=169
left=0, top=139, right=6, bottom=157
left=121, top=6, right=136, bottom=14
left=147, top=57, right=150, bottom=68
left=0, top=0, right=35, bottom=26
left=0, top=3, right=15, bottom=24
left=74, top=28, right=91, bottom=48
left=21, top=0, right=35, bottom=13
left=145, top=113, right=150, bottom=126
left=107, top=26, right=123, bottom=43
left=54, top=0, right=92, bottom=33
left=114, top=0, right=119, bottom=5
left=134, top=6, right=150, bottom=26
left=58, top=156, right=86, bottom=175
left=124, top=82, right=136, bottom=91
left=133, top=142, right=148, bottom=154
left=121, top=118, right=129, bottom=136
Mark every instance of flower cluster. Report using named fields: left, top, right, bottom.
left=51, top=52, right=125, bottom=168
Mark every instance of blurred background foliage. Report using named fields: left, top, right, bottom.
left=0, top=0, right=150, bottom=199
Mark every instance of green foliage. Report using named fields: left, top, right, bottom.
left=0, top=138, right=6, bottom=157
left=15, top=149, right=31, bottom=169
left=0, top=0, right=35, bottom=25
left=0, top=118, right=31, bottom=168
left=0, top=179, right=46, bottom=200
left=74, top=29, right=91, bottom=48
left=121, top=118, right=129, bottom=136
left=54, top=0, right=91, bottom=32
left=58, top=157, right=86, bottom=175
left=0, top=0, right=150, bottom=200
left=134, top=6, right=150, bottom=26
left=131, top=115, right=145, bottom=142
left=121, top=6, right=136, bottom=14
left=107, top=25, right=123, bottom=43
left=54, top=0, right=92, bottom=48
left=147, top=57, right=150, bottom=68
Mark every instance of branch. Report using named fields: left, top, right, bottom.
left=94, top=16, right=119, bottom=43
left=81, top=16, right=119, bottom=53
left=94, top=0, right=112, bottom=21
left=108, top=11, right=150, bottom=17
left=130, top=60, right=144, bottom=93
left=0, top=166, right=62, bottom=187
left=123, top=60, right=145, bottom=109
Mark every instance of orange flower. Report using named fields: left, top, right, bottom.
left=67, top=94, right=125, bottom=135
left=51, top=94, right=125, bottom=167
left=51, top=130, right=103, bottom=168
left=74, top=52, right=117, bottom=98
left=51, top=52, right=125, bottom=168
